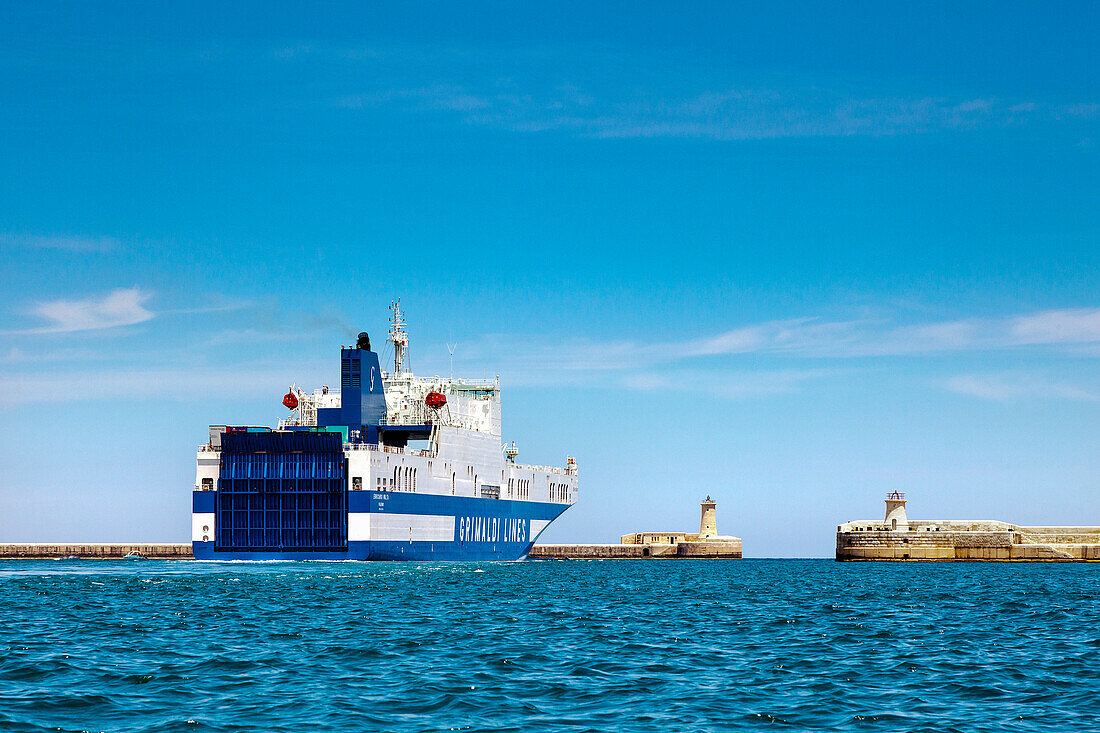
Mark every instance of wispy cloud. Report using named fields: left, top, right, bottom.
left=15, top=288, right=154, bottom=334
left=161, top=298, right=253, bottom=316
left=0, top=363, right=326, bottom=405
left=8, top=298, right=1100, bottom=403
left=446, top=307, right=1100, bottom=393
left=336, top=83, right=1098, bottom=140
left=1009, top=308, right=1100, bottom=345
left=674, top=307, right=1100, bottom=359
left=683, top=318, right=870, bottom=357
left=0, top=347, right=26, bottom=364
left=622, top=368, right=838, bottom=399
left=204, top=328, right=299, bottom=347
left=942, top=374, right=1098, bottom=402
left=256, top=40, right=1100, bottom=140
left=337, top=84, right=492, bottom=113
left=0, top=233, right=118, bottom=252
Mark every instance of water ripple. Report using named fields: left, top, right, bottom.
left=1, top=560, right=1099, bottom=731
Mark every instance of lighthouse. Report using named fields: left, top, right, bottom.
left=699, top=496, right=718, bottom=538
left=884, top=491, right=909, bottom=531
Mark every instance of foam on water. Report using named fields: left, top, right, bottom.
left=1, top=559, right=1098, bottom=732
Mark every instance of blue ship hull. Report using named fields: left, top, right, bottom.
left=193, top=490, right=569, bottom=561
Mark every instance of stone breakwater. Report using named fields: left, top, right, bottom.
left=836, top=522, right=1100, bottom=561
left=528, top=539, right=743, bottom=560
left=0, top=543, right=193, bottom=559
left=530, top=497, right=743, bottom=559
left=0, top=542, right=744, bottom=561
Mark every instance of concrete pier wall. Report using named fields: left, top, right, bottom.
left=530, top=544, right=648, bottom=559
left=530, top=539, right=742, bottom=559
left=837, top=495, right=1100, bottom=562
left=835, top=528, right=1100, bottom=561
left=0, top=541, right=744, bottom=561
left=0, top=544, right=193, bottom=559
left=0, top=542, right=745, bottom=561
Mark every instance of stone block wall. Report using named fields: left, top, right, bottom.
left=0, top=543, right=193, bottom=559
left=530, top=539, right=742, bottom=559
left=836, top=527, right=1100, bottom=562
left=675, top=539, right=742, bottom=558
left=529, top=544, right=649, bottom=559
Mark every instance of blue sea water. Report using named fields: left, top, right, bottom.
left=1, top=559, right=1098, bottom=732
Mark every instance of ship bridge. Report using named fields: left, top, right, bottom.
left=278, top=299, right=501, bottom=446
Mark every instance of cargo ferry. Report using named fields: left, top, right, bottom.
left=192, top=301, right=577, bottom=560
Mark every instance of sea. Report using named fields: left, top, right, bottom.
left=1, top=559, right=1098, bottom=732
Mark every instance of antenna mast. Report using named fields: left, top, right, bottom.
left=388, top=299, right=409, bottom=376
left=446, top=341, right=457, bottom=381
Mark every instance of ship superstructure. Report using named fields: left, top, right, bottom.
left=192, top=301, right=577, bottom=560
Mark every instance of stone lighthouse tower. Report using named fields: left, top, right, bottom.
left=699, top=496, right=718, bottom=538
left=884, top=491, right=909, bottom=531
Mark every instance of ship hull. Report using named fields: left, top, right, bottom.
left=192, top=490, right=568, bottom=561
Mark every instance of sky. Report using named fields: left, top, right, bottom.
left=1, top=1, right=1098, bottom=556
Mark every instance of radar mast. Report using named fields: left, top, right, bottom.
left=388, top=299, right=409, bottom=376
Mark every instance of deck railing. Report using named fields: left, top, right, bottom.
left=199, top=441, right=575, bottom=474
left=345, top=443, right=432, bottom=457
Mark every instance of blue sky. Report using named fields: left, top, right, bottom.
left=1, top=1, right=1098, bottom=556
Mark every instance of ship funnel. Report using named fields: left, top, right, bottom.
left=357, top=332, right=371, bottom=351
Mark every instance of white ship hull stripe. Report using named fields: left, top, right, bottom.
left=348, top=512, right=456, bottom=542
